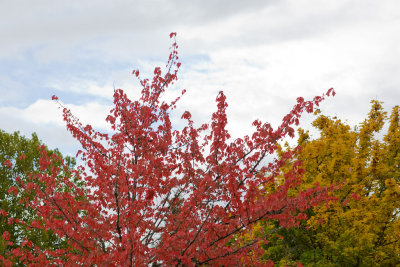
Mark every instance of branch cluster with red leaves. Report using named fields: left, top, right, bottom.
left=2, top=33, right=336, bottom=266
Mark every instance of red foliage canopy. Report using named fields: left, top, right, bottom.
left=2, top=33, right=335, bottom=266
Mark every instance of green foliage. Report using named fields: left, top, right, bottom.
left=0, top=130, right=77, bottom=261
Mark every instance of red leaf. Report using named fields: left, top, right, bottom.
left=326, top=88, right=334, bottom=97
left=2, top=231, right=10, bottom=241
left=351, top=193, right=360, bottom=201
left=3, top=160, right=12, bottom=168
left=8, top=186, right=18, bottom=196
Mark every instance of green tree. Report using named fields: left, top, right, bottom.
left=0, top=130, right=78, bottom=263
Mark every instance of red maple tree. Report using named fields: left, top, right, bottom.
left=1, top=33, right=335, bottom=266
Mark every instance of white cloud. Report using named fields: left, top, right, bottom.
left=0, top=99, right=113, bottom=156
left=1, top=0, right=400, bottom=156
left=0, top=103, right=77, bottom=156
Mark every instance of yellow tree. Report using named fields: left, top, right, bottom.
left=254, top=101, right=400, bottom=266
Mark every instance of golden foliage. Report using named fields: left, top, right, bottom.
left=257, top=101, right=400, bottom=266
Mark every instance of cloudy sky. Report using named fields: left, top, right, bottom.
left=1, top=0, right=399, bottom=157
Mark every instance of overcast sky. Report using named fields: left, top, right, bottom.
left=1, top=0, right=399, bottom=157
